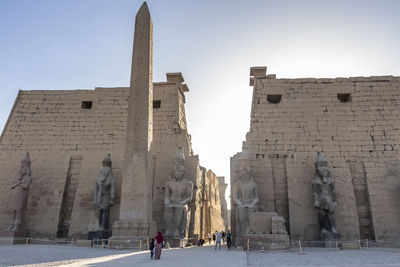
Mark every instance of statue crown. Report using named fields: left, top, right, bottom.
left=102, top=153, right=112, bottom=167
left=315, top=152, right=328, bottom=166
left=21, top=152, right=31, bottom=163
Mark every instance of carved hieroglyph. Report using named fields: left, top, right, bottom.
left=6, top=152, right=32, bottom=232
left=232, top=166, right=259, bottom=237
left=312, top=152, right=340, bottom=239
left=94, top=153, right=115, bottom=231
left=164, top=147, right=193, bottom=238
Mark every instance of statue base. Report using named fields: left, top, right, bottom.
left=0, top=230, right=27, bottom=245
left=243, top=233, right=290, bottom=250
left=88, top=230, right=111, bottom=244
left=321, top=230, right=340, bottom=247
left=109, top=219, right=156, bottom=249
left=165, top=237, right=187, bottom=248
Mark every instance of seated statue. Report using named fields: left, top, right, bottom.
left=232, top=166, right=259, bottom=237
left=312, top=152, right=339, bottom=238
left=164, top=147, right=193, bottom=238
left=94, top=153, right=115, bottom=231
left=6, top=152, right=32, bottom=232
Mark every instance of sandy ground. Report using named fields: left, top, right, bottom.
left=1, top=244, right=400, bottom=267
left=0, top=243, right=245, bottom=267
left=246, top=247, right=400, bottom=267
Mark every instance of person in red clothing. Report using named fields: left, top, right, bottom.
left=154, top=232, right=164, bottom=260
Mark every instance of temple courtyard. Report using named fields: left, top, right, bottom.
left=1, top=244, right=400, bottom=266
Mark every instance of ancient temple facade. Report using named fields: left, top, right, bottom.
left=231, top=66, right=400, bottom=242
left=0, top=4, right=225, bottom=241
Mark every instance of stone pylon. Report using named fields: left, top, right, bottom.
left=111, top=2, right=156, bottom=242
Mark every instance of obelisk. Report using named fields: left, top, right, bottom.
left=111, top=2, right=156, bottom=241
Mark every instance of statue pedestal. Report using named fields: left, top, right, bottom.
left=243, top=233, right=290, bottom=250
left=321, top=231, right=340, bottom=247
left=240, top=212, right=290, bottom=250
left=109, top=220, right=156, bottom=249
left=0, top=230, right=27, bottom=245
left=165, top=237, right=187, bottom=248
left=88, top=230, right=111, bottom=244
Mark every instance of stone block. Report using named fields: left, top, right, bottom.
left=165, top=238, right=187, bottom=248
left=341, top=241, right=361, bottom=250
left=243, top=233, right=290, bottom=250
left=250, top=66, right=267, bottom=77
left=75, top=239, right=92, bottom=247
left=166, top=72, right=184, bottom=84
left=271, top=216, right=287, bottom=234
left=0, top=231, right=27, bottom=245
left=248, top=212, right=275, bottom=233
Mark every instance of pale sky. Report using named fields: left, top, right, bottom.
left=1, top=0, right=399, bottom=209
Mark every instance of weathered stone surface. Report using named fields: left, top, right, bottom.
left=248, top=212, right=273, bottom=234
left=0, top=231, right=27, bottom=244
left=217, top=176, right=228, bottom=230
left=271, top=215, right=287, bottom=234
left=113, top=2, right=155, bottom=239
left=232, top=67, right=400, bottom=241
left=75, top=239, right=92, bottom=247
left=232, top=165, right=259, bottom=238
left=341, top=241, right=361, bottom=250
left=245, top=211, right=289, bottom=250
left=199, top=169, right=225, bottom=239
left=364, top=160, right=400, bottom=240
left=243, top=233, right=290, bottom=250
left=164, top=147, right=193, bottom=239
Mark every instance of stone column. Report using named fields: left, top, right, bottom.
left=111, top=2, right=156, bottom=242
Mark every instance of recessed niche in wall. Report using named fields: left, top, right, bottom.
left=267, top=94, right=282, bottom=104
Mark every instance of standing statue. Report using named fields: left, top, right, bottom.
left=312, top=152, right=340, bottom=239
left=164, top=147, right=193, bottom=238
left=232, top=166, right=259, bottom=237
left=94, top=153, right=115, bottom=231
left=6, top=152, right=32, bottom=232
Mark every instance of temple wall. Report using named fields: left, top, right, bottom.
left=0, top=88, right=128, bottom=238
left=217, top=176, right=228, bottom=231
left=0, top=80, right=226, bottom=239
left=232, top=72, right=400, bottom=241
left=207, top=170, right=225, bottom=233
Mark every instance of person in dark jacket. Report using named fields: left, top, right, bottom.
left=226, top=230, right=232, bottom=249
left=150, top=238, right=155, bottom=259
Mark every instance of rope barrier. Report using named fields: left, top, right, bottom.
left=3, top=237, right=400, bottom=252
left=244, top=238, right=400, bottom=252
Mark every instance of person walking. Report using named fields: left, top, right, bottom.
left=208, top=232, right=212, bottom=244
left=215, top=231, right=222, bottom=250
left=179, top=231, right=185, bottom=248
left=149, top=238, right=155, bottom=259
left=212, top=232, right=216, bottom=244
left=154, top=232, right=164, bottom=260
left=221, top=231, right=225, bottom=244
left=226, top=230, right=232, bottom=249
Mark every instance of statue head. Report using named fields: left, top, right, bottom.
left=315, top=152, right=329, bottom=183
left=172, top=147, right=185, bottom=180
left=238, top=166, right=253, bottom=183
left=19, top=152, right=31, bottom=177
left=98, top=153, right=112, bottom=182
